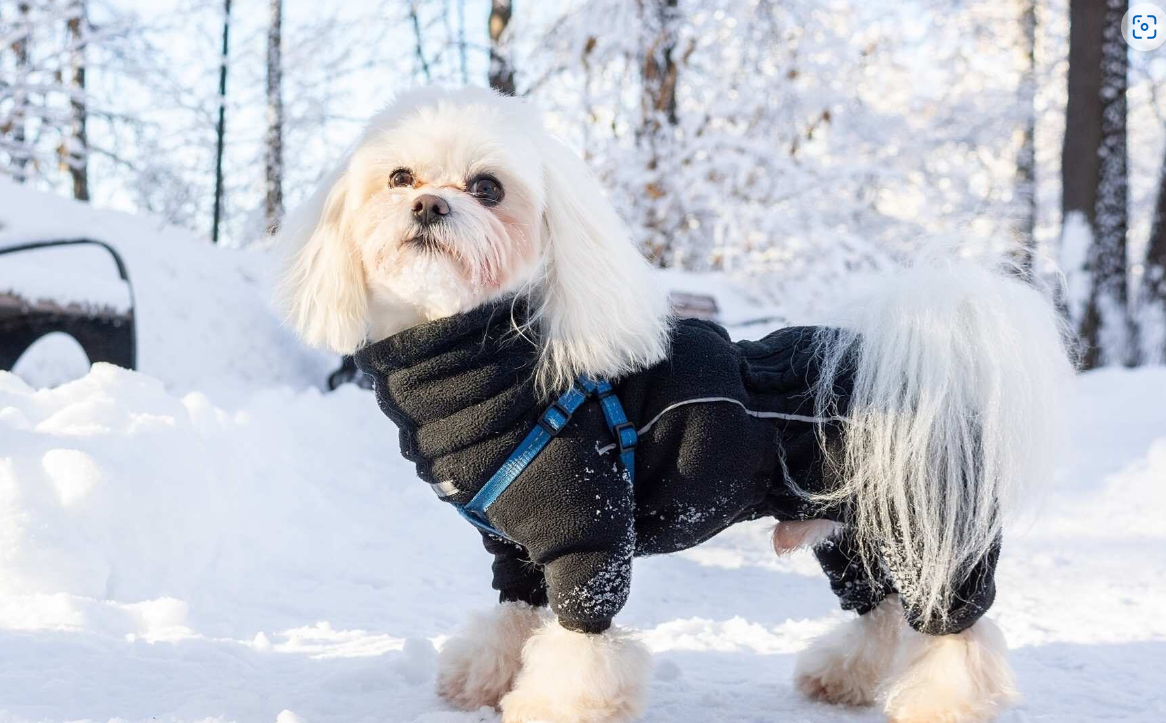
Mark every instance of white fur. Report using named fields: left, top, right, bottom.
left=807, top=260, right=1074, bottom=628
left=277, top=162, right=370, bottom=354
left=275, top=87, right=671, bottom=393
left=880, top=618, right=1018, bottom=723
left=436, top=602, right=550, bottom=711
left=795, top=595, right=904, bottom=707
left=500, top=621, right=651, bottom=723
left=528, top=134, right=672, bottom=392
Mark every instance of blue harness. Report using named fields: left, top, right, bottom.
left=456, top=378, right=637, bottom=541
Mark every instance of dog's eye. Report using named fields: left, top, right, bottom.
left=468, top=175, right=504, bottom=206
left=389, top=169, right=414, bottom=188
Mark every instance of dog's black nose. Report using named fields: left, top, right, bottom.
left=412, top=194, right=450, bottom=225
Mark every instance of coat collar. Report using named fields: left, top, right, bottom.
left=354, top=296, right=534, bottom=377
left=353, top=296, right=542, bottom=506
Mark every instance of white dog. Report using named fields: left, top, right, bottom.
left=277, top=87, right=1073, bottom=723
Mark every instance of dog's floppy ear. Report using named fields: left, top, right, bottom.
left=532, top=134, right=671, bottom=393
left=275, top=163, right=369, bottom=355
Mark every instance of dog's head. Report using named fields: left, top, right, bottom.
left=277, top=87, right=670, bottom=392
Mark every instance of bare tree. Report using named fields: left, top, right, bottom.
left=63, top=0, right=88, bottom=200
left=211, top=0, right=231, bottom=244
left=1080, top=0, right=1133, bottom=367
left=409, top=1, right=432, bottom=82
left=1061, top=0, right=1102, bottom=229
left=488, top=0, right=515, bottom=94
left=264, top=0, right=283, bottom=234
left=638, top=0, right=680, bottom=265
left=1061, top=0, right=1133, bottom=368
left=639, top=0, right=679, bottom=132
left=1012, top=0, right=1036, bottom=268
left=6, top=1, right=32, bottom=182
left=457, top=0, right=468, bottom=85
left=3, top=0, right=142, bottom=194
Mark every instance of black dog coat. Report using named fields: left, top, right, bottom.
left=354, top=298, right=997, bottom=636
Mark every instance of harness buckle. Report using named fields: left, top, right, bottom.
left=613, top=421, right=637, bottom=453
left=536, top=401, right=572, bottom=437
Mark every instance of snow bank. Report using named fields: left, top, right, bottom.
left=1, top=360, right=1165, bottom=722
left=0, top=177, right=332, bottom=398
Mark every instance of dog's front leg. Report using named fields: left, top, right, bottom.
left=436, top=601, right=550, bottom=710
left=500, top=549, right=650, bottom=723
left=437, top=533, right=550, bottom=710
left=501, top=619, right=651, bottom=723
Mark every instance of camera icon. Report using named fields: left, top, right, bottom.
left=1133, top=14, right=1158, bottom=40
left=1126, top=4, right=1166, bottom=50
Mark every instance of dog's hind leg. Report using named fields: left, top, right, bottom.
left=879, top=617, right=1017, bottom=723
left=795, top=525, right=901, bottom=706
left=796, top=595, right=903, bottom=706
left=877, top=543, right=1017, bottom=723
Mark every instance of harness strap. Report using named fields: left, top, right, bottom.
left=577, top=378, right=637, bottom=482
left=457, top=377, right=636, bottom=541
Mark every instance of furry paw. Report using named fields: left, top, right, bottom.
left=880, top=618, right=1018, bottom=723
left=499, top=621, right=651, bottom=723
left=436, top=602, right=549, bottom=711
left=795, top=597, right=902, bottom=707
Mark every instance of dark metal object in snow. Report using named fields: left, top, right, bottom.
left=668, top=291, right=719, bottom=320
left=0, top=238, right=137, bottom=372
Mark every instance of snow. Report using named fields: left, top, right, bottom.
left=1, top=362, right=1165, bottom=723
left=0, top=176, right=334, bottom=400
left=9, top=332, right=91, bottom=389
left=0, top=243, right=133, bottom=312
left=2, top=184, right=1166, bottom=722
left=1061, top=210, right=1092, bottom=325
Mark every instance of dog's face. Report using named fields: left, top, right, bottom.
left=278, top=87, right=671, bottom=392
left=341, top=97, right=548, bottom=336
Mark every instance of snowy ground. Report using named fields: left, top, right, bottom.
left=2, top=184, right=1166, bottom=722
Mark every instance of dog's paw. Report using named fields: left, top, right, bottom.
left=499, top=621, right=651, bottom=723
left=435, top=602, right=548, bottom=711
left=797, top=667, right=879, bottom=708
left=795, top=597, right=902, bottom=707
left=880, top=618, right=1018, bottom=723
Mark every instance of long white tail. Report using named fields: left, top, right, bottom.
left=809, top=260, right=1075, bottom=628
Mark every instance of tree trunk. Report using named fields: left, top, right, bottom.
left=408, top=1, right=431, bottom=82
left=638, top=0, right=680, bottom=266
left=65, top=0, right=89, bottom=201
left=488, top=0, right=515, bottom=95
left=1061, top=0, right=1133, bottom=368
left=1012, top=0, right=1036, bottom=269
left=1061, top=0, right=1103, bottom=229
left=264, top=0, right=284, bottom=235
left=1077, top=0, right=1133, bottom=368
left=1139, top=143, right=1166, bottom=364
left=639, top=0, right=680, bottom=134
left=212, top=0, right=231, bottom=244
left=9, top=2, right=32, bottom=183
left=457, top=0, right=468, bottom=85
